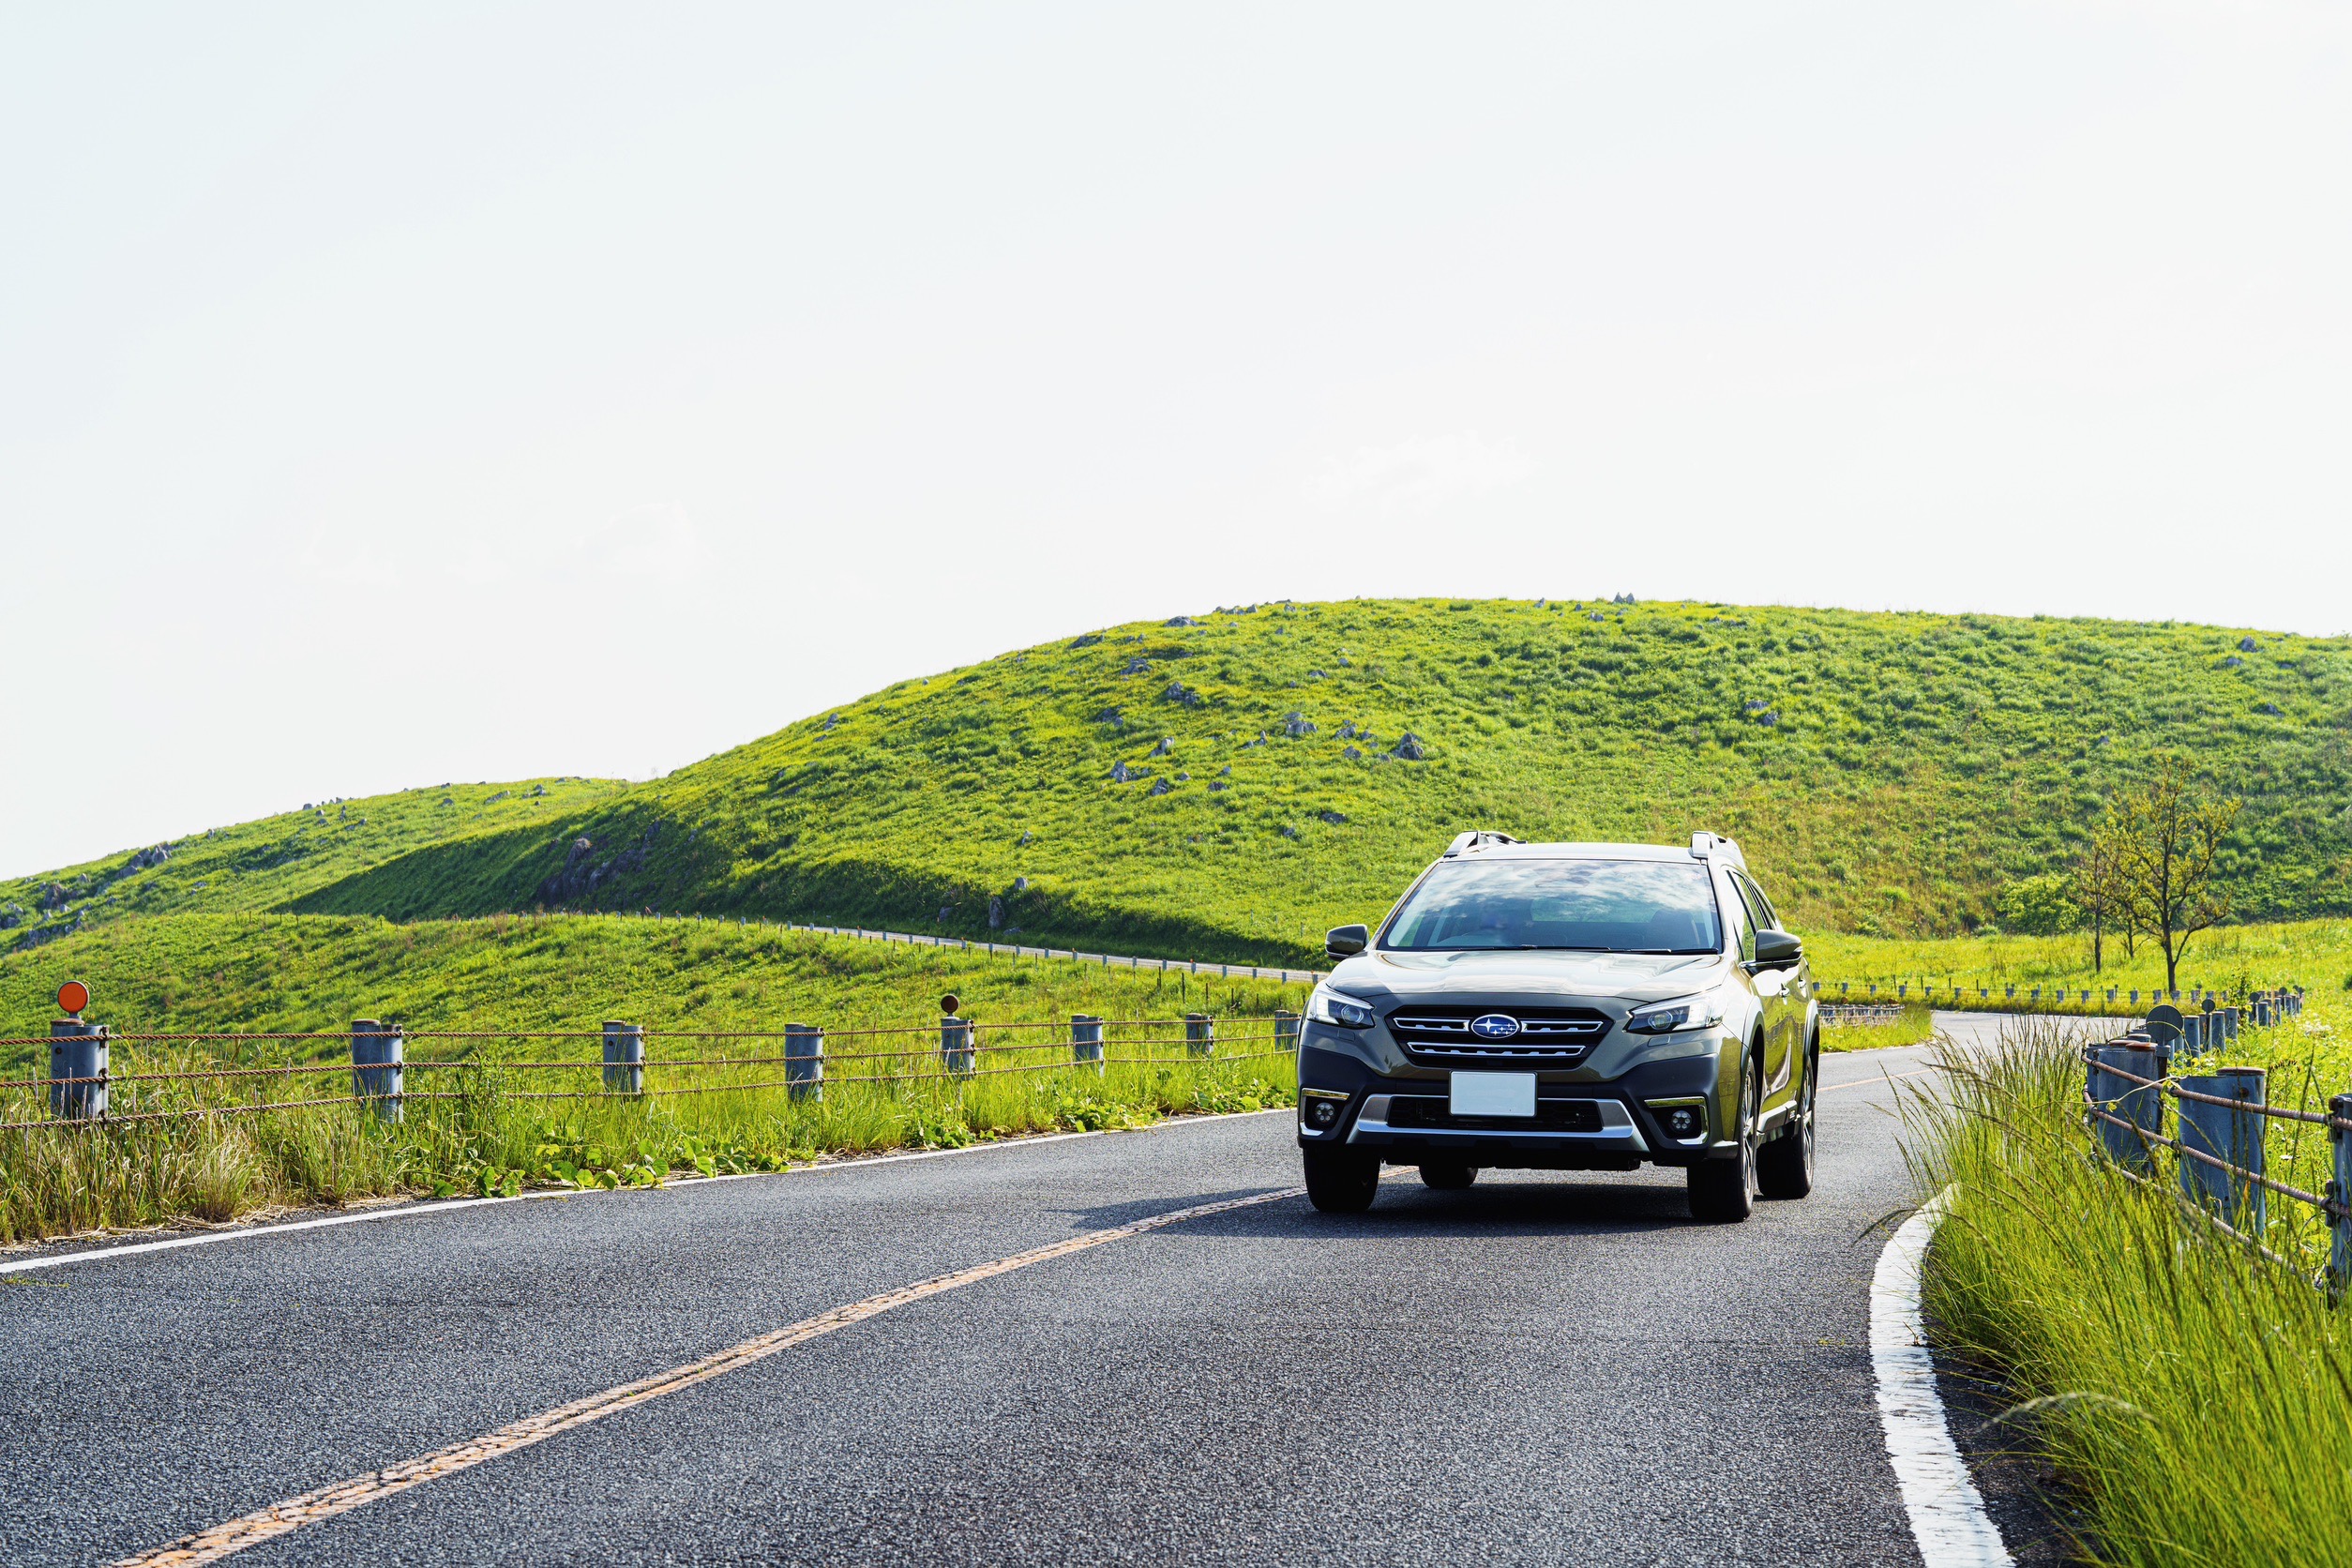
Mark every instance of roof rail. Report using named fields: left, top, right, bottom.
left=1689, top=831, right=1747, bottom=869
left=1443, top=830, right=1522, bottom=858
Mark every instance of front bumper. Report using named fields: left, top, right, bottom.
left=1296, top=1041, right=1732, bottom=1169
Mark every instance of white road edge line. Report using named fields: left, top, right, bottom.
left=1871, top=1184, right=2013, bottom=1567
left=106, top=1184, right=1307, bottom=1568
left=1821, top=1063, right=1940, bottom=1094
left=2, top=1108, right=1295, bottom=1276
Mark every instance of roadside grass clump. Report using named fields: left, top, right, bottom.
left=1821, top=1001, right=1932, bottom=1052
left=0, top=1031, right=1296, bottom=1245
left=1905, top=1021, right=2352, bottom=1567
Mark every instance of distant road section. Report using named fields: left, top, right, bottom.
left=773, top=919, right=1326, bottom=986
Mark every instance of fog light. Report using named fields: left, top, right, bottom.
left=1301, top=1090, right=1349, bottom=1132
left=1659, top=1105, right=1704, bottom=1139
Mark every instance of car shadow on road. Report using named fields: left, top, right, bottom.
left=1071, top=1171, right=1696, bottom=1241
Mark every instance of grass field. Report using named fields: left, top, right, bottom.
left=16, top=598, right=2343, bottom=969
left=1910, top=1022, right=2352, bottom=1567
left=0, top=912, right=1311, bottom=1058
left=1820, top=1001, right=1934, bottom=1052
left=0, top=912, right=1305, bottom=1244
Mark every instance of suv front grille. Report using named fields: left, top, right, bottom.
left=1385, top=1005, right=1610, bottom=1063
left=1384, top=1096, right=1606, bottom=1133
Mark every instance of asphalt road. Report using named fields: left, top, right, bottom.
left=3, top=1041, right=1950, bottom=1568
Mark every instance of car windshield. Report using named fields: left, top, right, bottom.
left=1381, top=858, right=1724, bottom=953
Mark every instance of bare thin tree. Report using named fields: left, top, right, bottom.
left=2104, top=758, right=2240, bottom=993
left=2072, top=824, right=2125, bottom=974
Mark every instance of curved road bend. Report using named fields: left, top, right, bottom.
left=4, top=1042, right=1956, bottom=1567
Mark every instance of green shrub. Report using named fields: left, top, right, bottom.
left=1995, top=872, right=2080, bottom=936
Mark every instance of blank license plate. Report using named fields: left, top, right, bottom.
left=1450, top=1072, right=1537, bottom=1117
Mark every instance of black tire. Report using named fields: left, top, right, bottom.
left=1688, top=1055, right=1758, bottom=1224
left=1757, top=1037, right=1818, bottom=1201
left=1304, top=1147, right=1380, bottom=1214
left=1419, top=1162, right=1478, bottom=1190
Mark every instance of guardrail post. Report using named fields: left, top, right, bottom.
left=2329, top=1093, right=2352, bottom=1301
left=350, top=1018, right=404, bottom=1123
left=49, top=1019, right=108, bottom=1121
left=941, top=1017, right=975, bottom=1077
left=2180, top=1012, right=2208, bottom=1058
left=1071, top=1014, right=1105, bottom=1071
left=785, top=1022, right=822, bottom=1100
left=603, top=1020, right=644, bottom=1093
left=2088, top=1043, right=2168, bottom=1173
left=1274, top=1008, right=1301, bottom=1053
left=2178, top=1065, right=2267, bottom=1237
left=1185, top=1012, right=1214, bottom=1057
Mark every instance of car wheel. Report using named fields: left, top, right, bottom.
left=1304, top=1147, right=1381, bottom=1213
left=1757, top=1037, right=1818, bottom=1200
left=1419, top=1162, right=1478, bottom=1190
left=1687, top=1056, right=1758, bottom=1224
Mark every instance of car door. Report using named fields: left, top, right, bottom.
left=1717, top=867, right=1767, bottom=1061
left=1731, top=872, right=1793, bottom=1101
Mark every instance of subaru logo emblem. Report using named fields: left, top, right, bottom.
left=1470, top=1013, right=1521, bottom=1041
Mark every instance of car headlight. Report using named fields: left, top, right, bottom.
left=1307, top=987, right=1378, bottom=1030
left=1624, top=994, right=1725, bottom=1035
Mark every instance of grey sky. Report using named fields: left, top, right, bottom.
left=5, top=2, right=2347, bottom=877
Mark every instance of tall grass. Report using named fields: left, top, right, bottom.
left=0, top=1040, right=1296, bottom=1246
left=1906, top=1020, right=2352, bottom=1567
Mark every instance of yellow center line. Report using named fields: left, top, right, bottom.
left=113, top=1186, right=1305, bottom=1568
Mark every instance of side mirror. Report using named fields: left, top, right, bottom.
left=1325, top=924, right=1369, bottom=959
left=1752, top=930, right=1802, bottom=969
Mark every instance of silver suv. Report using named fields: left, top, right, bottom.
left=1295, top=832, right=1817, bottom=1222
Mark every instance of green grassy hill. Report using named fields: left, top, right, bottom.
left=263, top=598, right=2350, bottom=966
left=1, top=777, right=626, bottom=953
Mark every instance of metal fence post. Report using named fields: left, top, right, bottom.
left=785, top=1022, right=822, bottom=1100
left=2088, top=1043, right=2167, bottom=1174
left=603, top=1020, right=644, bottom=1093
left=1185, top=1012, right=1214, bottom=1057
left=350, top=1018, right=404, bottom=1123
left=1071, top=1014, right=1105, bottom=1071
left=2179, top=1012, right=2206, bottom=1058
left=942, top=1017, right=975, bottom=1077
left=48, top=1019, right=107, bottom=1121
left=1274, top=1008, right=1301, bottom=1054
left=2178, top=1065, right=2267, bottom=1236
left=2329, top=1093, right=2352, bottom=1301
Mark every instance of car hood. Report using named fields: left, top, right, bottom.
left=1327, top=947, right=1724, bottom=1004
